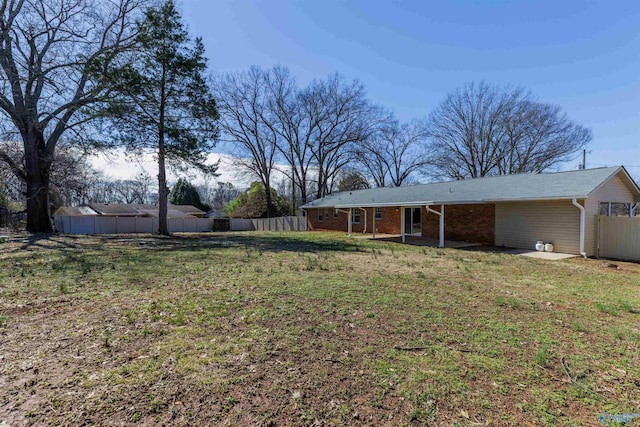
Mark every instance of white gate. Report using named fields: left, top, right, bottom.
left=598, top=215, right=640, bottom=261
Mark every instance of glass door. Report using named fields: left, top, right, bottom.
left=404, top=207, right=422, bottom=236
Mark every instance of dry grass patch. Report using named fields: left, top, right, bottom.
left=0, top=231, right=639, bottom=426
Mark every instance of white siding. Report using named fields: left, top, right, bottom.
left=584, top=173, right=636, bottom=256
left=495, top=200, right=580, bottom=254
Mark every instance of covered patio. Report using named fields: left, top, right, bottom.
left=351, top=233, right=478, bottom=249
left=352, top=233, right=578, bottom=260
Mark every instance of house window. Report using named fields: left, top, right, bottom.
left=352, top=209, right=361, bottom=224
left=318, top=209, right=323, bottom=222
left=375, top=207, right=382, bottom=220
left=324, top=208, right=329, bottom=219
left=334, top=208, right=339, bottom=218
left=599, top=202, right=633, bottom=217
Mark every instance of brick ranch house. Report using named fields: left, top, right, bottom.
left=301, top=166, right=640, bottom=257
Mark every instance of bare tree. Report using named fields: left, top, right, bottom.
left=264, top=66, right=314, bottom=207
left=300, top=74, right=380, bottom=199
left=214, top=67, right=280, bottom=217
left=217, top=67, right=382, bottom=208
left=355, top=118, right=430, bottom=187
left=427, top=81, right=591, bottom=180
left=50, top=146, right=102, bottom=208
left=113, top=172, right=153, bottom=204
left=0, top=0, right=145, bottom=232
left=497, top=101, right=592, bottom=174
left=337, top=170, right=370, bottom=192
left=0, top=140, right=101, bottom=211
left=197, top=180, right=240, bottom=211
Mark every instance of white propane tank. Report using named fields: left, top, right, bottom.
left=535, top=241, right=545, bottom=251
left=545, top=243, right=554, bottom=252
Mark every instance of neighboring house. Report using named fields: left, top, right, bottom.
left=301, top=166, right=640, bottom=257
left=53, top=203, right=211, bottom=234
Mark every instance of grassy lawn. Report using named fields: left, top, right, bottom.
left=0, top=231, right=639, bottom=426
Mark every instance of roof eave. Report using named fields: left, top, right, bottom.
left=303, top=195, right=590, bottom=209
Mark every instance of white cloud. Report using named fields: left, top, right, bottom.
left=88, top=149, right=289, bottom=189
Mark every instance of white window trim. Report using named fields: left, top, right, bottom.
left=375, top=207, right=382, bottom=220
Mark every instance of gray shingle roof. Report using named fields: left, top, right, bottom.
left=55, top=204, right=204, bottom=218
left=302, top=166, right=639, bottom=209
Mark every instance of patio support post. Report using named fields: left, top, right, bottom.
left=401, top=207, right=405, bottom=243
left=425, top=205, right=445, bottom=248
left=348, top=208, right=352, bottom=237
left=372, top=208, right=376, bottom=239
left=440, top=205, right=445, bottom=248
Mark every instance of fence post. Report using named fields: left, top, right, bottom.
left=596, top=215, right=600, bottom=259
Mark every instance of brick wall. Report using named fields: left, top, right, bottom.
left=306, top=207, right=401, bottom=234
left=422, top=203, right=495, bottom=244
left=306, top=203, right=495, bottom=244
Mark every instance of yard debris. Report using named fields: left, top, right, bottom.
left=601, top=261, right=620, bottom=270
left=561, top=356, right=574, bottom=384
left=393, top=345, right=430, bottom=351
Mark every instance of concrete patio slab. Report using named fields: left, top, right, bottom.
left=352, top=233, right=578, bottom=260
left=353, top=234, right=480, bottom=249
left=505, top=249, right=579, bottom=260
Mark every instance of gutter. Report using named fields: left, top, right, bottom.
left=304, top=196, right=591, bottom=210
left=572, top=198, right=587, bottom=258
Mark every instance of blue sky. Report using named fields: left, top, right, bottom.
left=179, top=0, right=639, bottom=176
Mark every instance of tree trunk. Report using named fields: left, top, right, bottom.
left=26, top=172, right=52, bottom=232
left=157, top=64, right=169, bottom=236
left=264, top=183, right=274, bottom=218
left=298, top=172, right=308, bottom=205
left=157, top=137, right=169, bottom=235
left=25, top=134, right=53, bottom=233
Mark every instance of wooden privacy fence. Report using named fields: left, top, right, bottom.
left=230, top=216, right=307, bottom=232
left=598, top=215, right=640, bottom=261
left=54, top=216, right=214, bottom=235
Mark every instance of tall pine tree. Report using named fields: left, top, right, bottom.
left=106, top=1, right=219, bottom=235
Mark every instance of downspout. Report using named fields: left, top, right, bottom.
left=359, top=208, right=367, bottom=234
left=572, top=198, right=587, bottom=258
left=425, top=205, right=445, bottom=248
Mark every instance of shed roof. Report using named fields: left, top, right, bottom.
left=302, top=166, right=640, bottom=209
left=138, top=209, right=198, bottom=219
left=54, top=203, right=205, bottom=218
left=89, top=203, right=155, bottom=216
left=53, top=206, right=99, bottom=216
left=171, top=205, right=206, bottom=215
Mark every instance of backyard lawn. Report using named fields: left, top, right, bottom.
left=0, top=231, right=638, bottom=426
